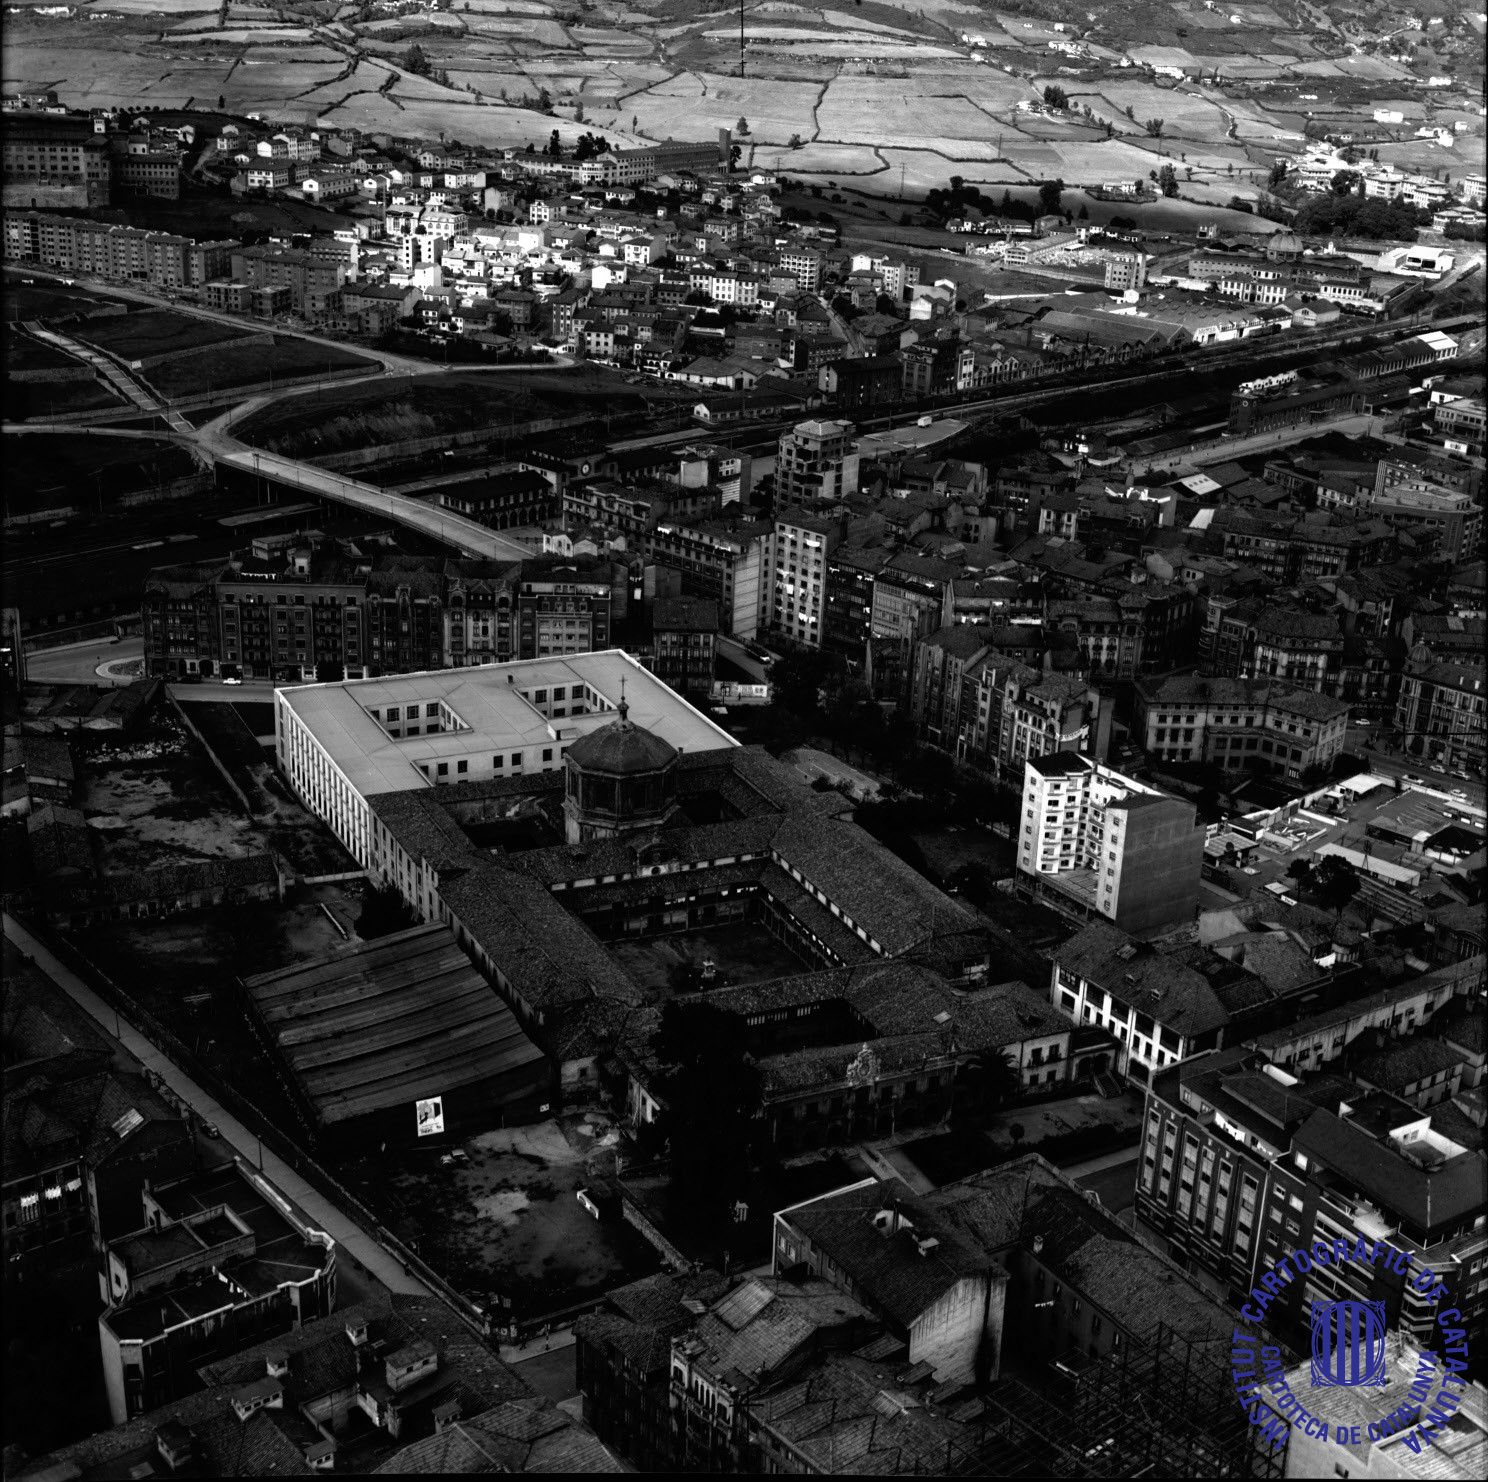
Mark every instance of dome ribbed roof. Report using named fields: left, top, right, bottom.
left=566, top=714, right=678, bottom=775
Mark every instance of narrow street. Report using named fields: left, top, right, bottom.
left=2, top=912, right=435, bottom=1301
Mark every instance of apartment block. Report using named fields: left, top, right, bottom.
left=644, top=515, right=769, bottom=640
left=1133, top=675, right=1349, bottom=780
left=766, top=509, right=841, bottom=648
left=1135, top=1044, right=1488, bottom=1359
left=1394, top=657, right=1487, bottom=773
left=776, top=419, right=858, bottom=506
left=1017, top=754, right=1204, bottom=938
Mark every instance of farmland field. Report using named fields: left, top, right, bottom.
left=2, top=0, right=1480, bottom=210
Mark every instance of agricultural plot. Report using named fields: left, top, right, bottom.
left=753, top=140, right=887, bottom=177
left=816, top=75, right=1005, bottom=146
left=1091, top=82, right=1231, bottom=139
left=628, top=71, right=821, bottom=145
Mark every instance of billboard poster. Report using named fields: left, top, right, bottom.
left=415, top=1096, right=444, bottom=1137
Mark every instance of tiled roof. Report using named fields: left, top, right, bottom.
left=1352, top=1037, right=1469, bottom=1093
left=780, top=1179, right=996, bottom=1329
left=771, top=815, right=977, bottom=957
left=1054, top=922, right=1229, bottom=1038
left=684, top=1277, right=874, bottom=1395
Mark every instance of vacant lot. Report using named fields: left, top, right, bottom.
left=145, top=335, right=376, bottom=401
left=73, top=309, right=255, bottom=362
left=348, top=1118, right=663, bottom=1320
left=82, top=709, right=356, bottom=876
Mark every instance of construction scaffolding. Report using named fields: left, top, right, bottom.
left=978, top=1323, right=1290, bottom=1479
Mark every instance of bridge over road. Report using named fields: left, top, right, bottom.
left=210, top=445, right=533, bottom=561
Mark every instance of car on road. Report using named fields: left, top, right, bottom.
left=1451, top=769, right=1472, bottom=781
left=222, top=675, right=242, bottom=686
left=1403, top=774, right=1424, bottom=785
left=202, top=1122, right=220, bottom=1139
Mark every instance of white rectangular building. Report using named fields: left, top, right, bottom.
left=1017, top=753, right=1204, bottom=938
left=274, top=650, right=737, bottom=867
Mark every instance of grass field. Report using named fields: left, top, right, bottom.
left=72, top=309, right=255, bottom=363
left=235, top=365, right=660, bottom=454
left=5, top=328, right=83, bottom=373
left=145, top=335, right=376, bottom=401
left=4, top=434, right=197, bottom=518
left=2, top=272, right=122, bottom=322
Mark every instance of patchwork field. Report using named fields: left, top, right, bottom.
left=2, top=0, right=1478, bottom=204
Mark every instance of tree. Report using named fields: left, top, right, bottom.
left=1158, top=163, right=1179, bottom=198
left=1043, top=84, right=1068, bottom=109
left=735, top=116, right=750, bottom=137
left=400, top=43, right=430, bottom=76
left=218, top=94, right=225, bottom=110
left=1037, top=178, right=1064, bottom=216
left=1312, top=855, right=1361, bottom=920
left=1286, top=858, right=1314, bottom=890
left=1145, top=118, right=1164, bottom=138
left=1077, top=202, right=1089, bottom=220
left=574, top=99, right=584, bottom=123
left=788, top=132, right=803, bottom=148
left=546, top=129, right=563, bottom=158
left=1330, top=169, right=1363, bottom=197
left=653, top=1002, right=762, bottom=1234
left=1269, top=160, right=1290, bottom=188
left=963, top=1049, right=1022, bottom=1111
left=537, top=87, right=553, bottom=114
left=1124, top=104, right=1135, bottom=120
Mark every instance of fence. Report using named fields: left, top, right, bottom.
left=19, top=914, right=500, bottom=1347
left=167, top=692, right=256, bottom=815
left=22, top=614, right=140, bottom=652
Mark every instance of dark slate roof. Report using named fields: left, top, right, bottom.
left=565, top=713, right=678, bottom=775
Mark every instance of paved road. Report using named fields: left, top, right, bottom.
left=2, top=912, right=433, bottom=1300
left=23, top=635, right=142, bottom=687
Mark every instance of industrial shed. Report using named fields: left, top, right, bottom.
left=240, top=925, right=551, bottom=1148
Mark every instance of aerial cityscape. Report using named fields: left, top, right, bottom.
left=1, top=0, right=1485, bottom=1475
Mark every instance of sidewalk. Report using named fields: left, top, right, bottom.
left=3, top=912, right=432, bottom=1301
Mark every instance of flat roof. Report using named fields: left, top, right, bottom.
left=241, top=926, right=545, bottom=1126
left=275, top=649, right=737, bottom=798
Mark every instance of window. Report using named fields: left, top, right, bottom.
left=437, top=762, right=449, bottom=777
left=511, top=752, right=522, bottom=768
left=456, top=760, right=468, bottom=774
left=492, top=755, right=503, bottom=769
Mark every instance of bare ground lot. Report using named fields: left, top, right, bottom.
left=82, top=711, right=357, bottom=876
left=343, top=1117, right=664, bottom=1320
